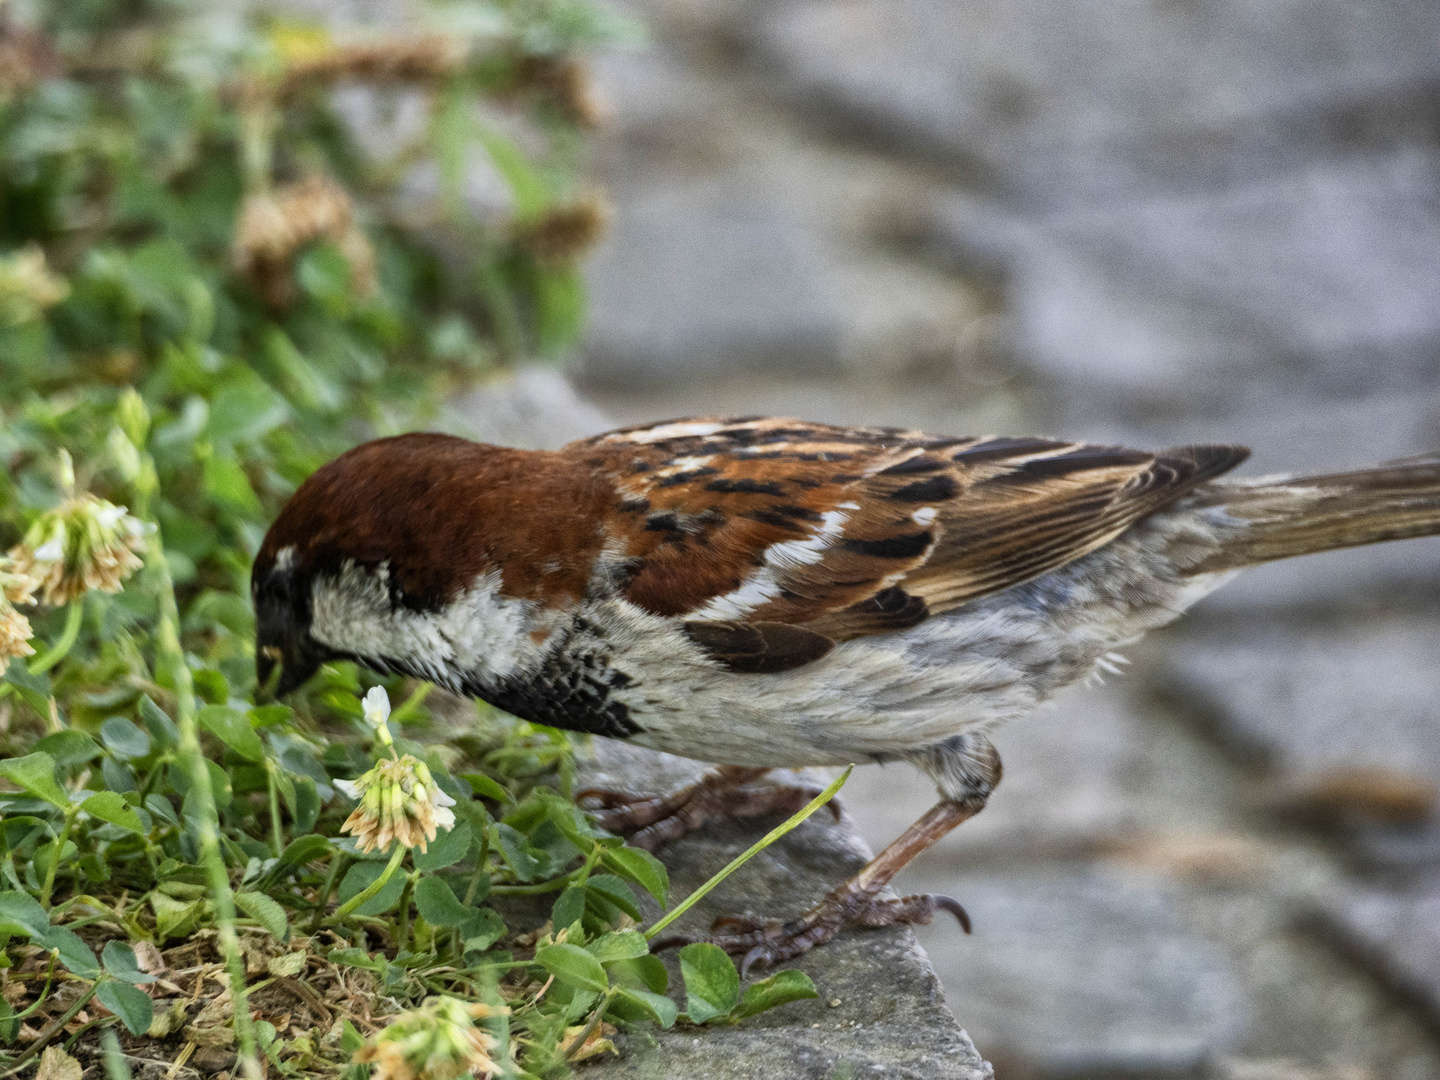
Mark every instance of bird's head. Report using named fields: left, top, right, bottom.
left=251, top=432, right=610, bottom=699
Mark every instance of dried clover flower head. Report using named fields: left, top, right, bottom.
left=0, top=556, right=38, bottom=658
left=355, top=997, right=507, bottom=1080
left=233, top=174, right=377, bottom=307
left=7, top=490, right=148, bottom=606
left=0, top=244, right=69, bottom=326
left=515, top=192, right=612, bottom=264
left=279, top=34, right=469, bottom=91
left=335, top=753, right=456, bottom=854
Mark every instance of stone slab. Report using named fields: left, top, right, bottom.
left=579, top=175, right=845, bottom=386
left=1162, top=620, right=1440, bottom=783
left=1321, top=879, right=1440, bottom=1020
left=449, top=366, right=612, bottom=451
left=578, top=741, right=992, bottom=1080
left=1161, top=620, right=1440, bottom=868
left=756, top=0, right=1440, bottom=204
left=934, top=152, right=1440, bottom=411
left=910, top=870, right=1244, bottom=1077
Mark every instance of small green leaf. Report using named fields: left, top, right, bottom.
left=34, top=731, right=102, bottom=769
left=732, top=969, right=819, bottom=1019
left=0, top=890, right=50, bottom=937
left=600, top=846, right=669, bottom=907
left=144, top=795, right=179, bottom=827
left=150, top=892, right=205, bottom=943
left=97, top=980, right=154, bottom=1036
left=0, top=752, right=67, bottom=808
left=38, top=926, right=100, bottom=977
left=198, top=705, right=264, bottom=762
left=325, top=947, right=385, bottom=973
left=276, top=834, right=332, bottom=868
left=138, top=696, right=179, bottom=750
left=101, top=757, right=137, bottom=793
left=492, top=823, right=537, bottom=882
left=411, top=820, right=471, bottom=872
left=586, top=930, right=649, bottom=965
left=413, top=876, right=471, bottom=927
left=340, top=1018, right=365, bottom=1053
left=535, top=942, right=609, bottom=994
left=0, top=996, right=17, bottom=1043
left=606, top=953, right=668, bottom=994
left=551, top=885, right=585, bottom=933
left=100, top=717, right=151, bottom=759
left=541, top=793, right=600, bottom=851
left=82, top=791, right=144, bottom=834
left=460, top=773, right=512, bottom=803
left=610, top=987, right=677, bottom=1029
left=456, top=909, right=504, bottom=955
left=585, top=875, right=641, bottom=922
left=679, top=943, right=740, bottom=1023
left=2, top=658, right=49, bottom=697
left=338, top=861, right=405, bottom=916
left=102, top=941, right=157, bottom=984
left=236, top=891, right=289, bottom=939
left=202, top=454, right=263, bottom=517
left=249, top=704, right=294, bottom=728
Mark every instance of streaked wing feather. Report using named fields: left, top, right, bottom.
left=563, top=418, right=1248, bottom=657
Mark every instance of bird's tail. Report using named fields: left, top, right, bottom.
left=1188, top=451, right=1440, bottom=573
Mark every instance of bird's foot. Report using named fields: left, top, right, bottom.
left=652, top=882, right=970, bottom=976
left=577, top=766, right=840, bottom=852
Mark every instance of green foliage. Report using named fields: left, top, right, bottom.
left=0, top=0, right=826, bottom=1073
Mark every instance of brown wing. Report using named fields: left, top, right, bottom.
left=563, top=417, right=1248, bottom=666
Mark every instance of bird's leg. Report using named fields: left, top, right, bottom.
left=578, top=765, right=842, bottom=852
left=652, top=733, right=1001, bottom=974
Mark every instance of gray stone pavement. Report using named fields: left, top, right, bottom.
left=545, top=0, right=1440, bottom=1075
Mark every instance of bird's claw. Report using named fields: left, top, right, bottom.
left=652, top=889, right=970, bottom=976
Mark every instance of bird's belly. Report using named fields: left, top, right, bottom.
left=476, top=514, right=1239, bottom=768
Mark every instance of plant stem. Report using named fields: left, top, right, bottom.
left=395, top=872, right=416, bottom=953
left=139, top=509, right=260, bottom=1080
left=489, top=866, right=589, bottom=896
left=266, top=765, right=283, bottom=857
left=644, top=766, right=852, bottom=941
left=388, top=681, right=432, bottom=725
left=463, top=822, right=491, bottom=905
left=328, top=844, right=406, bottom=923
left=309, top=853, right=351, bottom=934
left=40, top=807, right=77, bottom=910
left=28, top=600, right=83, bottom=676
left=562, top=988, right=616, bottom=1062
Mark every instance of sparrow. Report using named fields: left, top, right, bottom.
left=252, top=416, right=1440, bottom=971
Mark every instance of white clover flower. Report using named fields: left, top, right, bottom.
left=338, top=754, right=457, bottom=854
left=363, top=685, right=392, bottom=729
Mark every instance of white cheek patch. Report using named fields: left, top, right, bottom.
left=309, top=564, right=559, bottom=686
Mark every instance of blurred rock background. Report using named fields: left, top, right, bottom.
left=464, top=0, right=1440, bottom=1075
